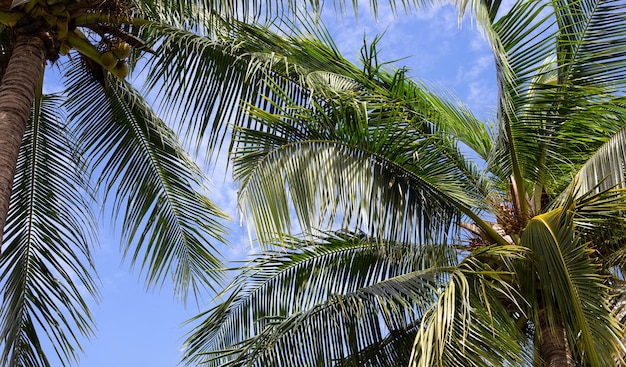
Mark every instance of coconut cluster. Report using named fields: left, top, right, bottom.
left=9, top=0, right=135, bottom=79
left=100, top=41, right=131, bottom=78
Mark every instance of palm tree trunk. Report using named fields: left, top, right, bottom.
left=0, top=35, right=46, bottom=247
left=539, top=309, right=575, bottom=367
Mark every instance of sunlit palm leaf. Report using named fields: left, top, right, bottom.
left=488, top=0, right=557, bottom=188
left=142, top=14, right=359, bottom=162
left=571, top=125, right=626, bottom=195
left=520, top=206, right=623, bottom=365
left=410, top=267, right=531, bottom=367
left=0, top=93, right=98, bottom=367
left=191, top=246, right=527, bottom=367
left=64, top=62, right=227, bottom=301
left=198, top=269, right=444, bottom=367
left=182, top=232, right=457, bottom=365
left=233, top=83, right=490, bottom=245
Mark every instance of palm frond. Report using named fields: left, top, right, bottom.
left=489, top=0, right=626, bottom=196
left=520, top=205, right=623, bottom=366
left=571, top=124, right=626, bottom=196
left=409, top=266, right=531, bottom=367
left=186, top=245, right=528, bottom=367
left=140, top=14, right=358, bottom=163
left=64, top=60, right=227, bottom=302
left=182, top=232, right=457, bottom=365
left=0, top=93, right=98, bottom=367
left=233, top=79, right=491, bottom=245
left=488, top=0, right=557, bottom=188
left=193, top=268, right=443, bottom=367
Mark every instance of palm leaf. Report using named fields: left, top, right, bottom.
left=0, top=93, right=98, bottom=367
left=410, top=266, right=531, bottom=367
left=141, top=14, right=359, bottom=163
left=489, top=0, right=626, bottom=198
left=197, top=268, right=443, bottom=367
left=520, top=205, right=623, bottom=366
left=64, top=60, right=227, bottom=302
left=188, top=245, right=528, bottom=367
left=182, top=232, right=457, bottom=365
left=232, top=70, right=504, bottom=246
left=571, top=124, right=626, bottom=195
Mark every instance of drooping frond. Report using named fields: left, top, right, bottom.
left=141, top=13, right=359, bottom=162
left=64, top=61, right=227, bottom=302
left=0, top=93, right=98, bottom=367
left=186, top=244, right=529, bottom=367
left=193, top=268, right=443, bottom=367
left=182, top=232, right=457, bottom=366
left=233, top=77, right=491, bottom=245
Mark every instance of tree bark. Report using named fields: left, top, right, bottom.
left=0, top=35, right=46, bottom=248
left=539, top=309, right=575, bottom=367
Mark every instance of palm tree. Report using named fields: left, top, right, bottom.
left=182, top=0, right=626, bottom=365
left=0, top=1, right=324, bottom=366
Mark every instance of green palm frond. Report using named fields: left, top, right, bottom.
left=197, top=268, right=443, bottom=367
left=571, top=124, right=626, bottom=195
left=141, top=14, right=359, bottom=161
left=0, top=93, right=98, bottom=367
left=520, top=205, right=623, bottom=366
left=182, top=232, right=457, bottom=365
left=553, top=0, right=626, bottom=91
left=233, top=81, right=491, bottom=245
left=64, top=61, right=227, bottom=302
left=489, top=0, right=626, bottom=195
left=189, top=245, right=527, bottom=367
left=410, top=266, right=531, bottom=367
left=488, top=0, right=557, bottom=188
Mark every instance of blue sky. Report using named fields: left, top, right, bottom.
left=42, top=3, right=499, bottom=366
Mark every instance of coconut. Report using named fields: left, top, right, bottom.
left=112, top=60, right=130, bottom=79
left=100, top=51, right=117, bottom=69
left=112, top=41, right=131, bottom=59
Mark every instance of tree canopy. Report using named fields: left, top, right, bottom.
left=180, top=0, right=626, bottom=365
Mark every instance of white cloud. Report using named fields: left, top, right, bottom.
left=457, top=53, right=493, bottom=81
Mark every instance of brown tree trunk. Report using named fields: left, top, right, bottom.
left=539, top=309, right=575, bottom=367
left=0, top=35, right=46, bottom=248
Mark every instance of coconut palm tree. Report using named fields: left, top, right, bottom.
left=0, top=1, right=327, bottom=366
left=181, top=0, right=626, bottom=365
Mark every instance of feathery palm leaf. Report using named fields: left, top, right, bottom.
left=182, top=232, right=457, bottom=365
left=410, top=262, right=531, bottom=367
left=64, top=63, right=227, bottom=301
left=230, top=57, right=503, bottom=245
left=490, top=0, right=626, bottom=197
left=0, top=93, right=98, bottom=367
left=520, top=204, right=623, bottom=365
left=142, top=13, right=360, bottom=161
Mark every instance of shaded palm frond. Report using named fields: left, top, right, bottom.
left=490, top=0, right=626, bottom=197
left=182, top=232, right=457, bottom=366
left=64, top=61, right=227, bottom=302
left=488, top=0, right=557, bottom=189
left=0, top=93, right=98, bottom=367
